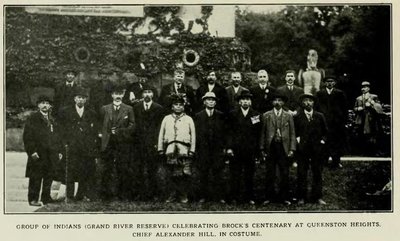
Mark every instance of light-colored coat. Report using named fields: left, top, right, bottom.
left=260, top=109, right=296, bottom=155
left=158, top=113, right=196, bottom=155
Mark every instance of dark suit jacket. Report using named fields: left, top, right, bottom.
left=294, top=110, right=328, bottom=153
left=53, top=82, right=79, bottom=116
left=100, top=103, right=135, bottom=151
left=225, top=85, right=249, bottom=111
left=277, top=85, right=304, bottom=111
left=227, top=108, right=262, bottom=154
left=249, top=85, right=277, bottom=113
left=194, top=109, right=226, bottom=164
left=58, top=106, right=99, bottom=157
left=133, top=100, right=165, bottom=148
left=316, top=88, right=348, bottom=127
left=196, top=83, right=229, bottom=113
left=260, top=110, right=296, bottom=155
left=159, top=83, right=196, bottom=113
left=23, top=111, right=62, bottom=178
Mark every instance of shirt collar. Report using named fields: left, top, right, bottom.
left=326, top=88, right=333, bottom=94
left=241, top=107, right=249, bottom=116
left=144, top=100, right=153, bottom=108
left=40, top=110, right=48, bottom=116
left=259, top=83, right=267, bottom=89
left=66, top=81, right=74, bottom=87
left=274, top=108, right=282, bottom=116
left=304, top=109, right=313, bottom=115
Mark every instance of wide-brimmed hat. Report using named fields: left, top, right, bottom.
left=202, top=92, right=218, bottom=100
left=299, top=93, right=316, bottom=102
left=361, top=81, right=371, bottom=86
left=236, top=90, right=253, bottom=101
left=36, top=94, right=52, bottom=104
left=74, top=87, right=89, bottom=97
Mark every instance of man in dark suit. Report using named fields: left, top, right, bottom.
left=159, top=69, right=196, bottom=115
left=194, top=92, right=227, bottom=203
left=124, top=71, right=159, bottom=106
left=225, top=71, right=249, bottom=111
left=260, top=94, right=296, bottom=205
left=99, top=84, right=135, bottom=200
left=195, top=71, right=229, bottom=114
left=53, top=69, right=79, bottom=117
left=294, top=94, right=328, bottom=205
left=23, top=95, right=63, bottom=206
left=249, top=69, right=276, bottom=113
left=316, top=76, right=348, bottom=168
left=58, top=88, right=99, bottom=201
left=132, top=86, right=165, bottom=200
left=277, top=70, right=304, bottom=116
left=226, top=90, right=262, bottom=205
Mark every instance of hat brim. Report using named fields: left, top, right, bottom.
left=299, top=94, right=316, bottom=102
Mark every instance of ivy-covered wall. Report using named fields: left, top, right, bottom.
left=6, top=6, right=251, bottom=107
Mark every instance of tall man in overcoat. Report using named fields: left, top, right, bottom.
left=316, top=76, right=348, bottom=168
left=194, top=92, right=227, bottom=203
left=260, top=94, right=296, bottom=205
left=132, top=86, right=165, bottom=200
left=294, top=94, right=328, bottom=205
left=99, top=84, right=135, bottom=200
left=226, top=90, right=262, bottom=204
left=58, top=88, right=99, bottom=201
left=23, top=95, right=63, bottom=206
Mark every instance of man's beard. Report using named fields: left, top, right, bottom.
left=143, top=96, right=151, bottom=102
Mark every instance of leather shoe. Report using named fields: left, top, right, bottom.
left=29, top=201, right=42, bottom=207
left=283, top=200, right=291, bottom=206
left=248, top=200, right=255, bottom=205
left=262, top=200, right=270, bottom=205
left=298, top=199, right=305, bottom=205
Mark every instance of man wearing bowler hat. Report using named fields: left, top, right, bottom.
left=194, top=92, right=227, bottom=203
left=54, top=69, right=79, bottom=117
left=99, top=84, right=135, bottom=201
left=316, top=76, right=348, bottom=168
left=23, top=95, right=63, bottom=206
left=260, top=93, right=296, bottom=205
left=294, top=94, right=328, bottom=205
left=58, top=87, right=99, bottom=201
left=226, top=90, right=261, bottom=204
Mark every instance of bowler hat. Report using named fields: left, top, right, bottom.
left=299, top=93, right=316, bottom=102
left=236, top=90, right=253, bottom=101
left=324, top=75, right=337, bottom=82
left=111, top=83, right=126, bottom=93
left=74, top=87, right=89, bottom=97
left=36, top=94, right=52, bottom=104
left=63, top=69, right=78, bottom=76
left=271, top=93, right=288, bottom=102
left=170, top=93, right=185, bottom=104
left=202, top=92, right=218, bottom=100
left=361, top=81, right=371, bottom=86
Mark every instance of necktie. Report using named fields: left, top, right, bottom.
left=145, top=103, right=149, bottom=111
left=289, top=86, right=293, bottom=91
left=306, top=113, right=312, bottom=122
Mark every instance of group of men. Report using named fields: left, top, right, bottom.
left=23, top=67, right=383, bottom=207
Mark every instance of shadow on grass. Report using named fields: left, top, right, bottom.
left=36, top=161, right=391, bottom=213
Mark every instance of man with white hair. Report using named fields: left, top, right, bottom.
left=249, top=69, right=276, bottom=113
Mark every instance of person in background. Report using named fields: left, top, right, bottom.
left=354, top=81, right=384, bottom=156
left=158, top=93, right=196, bottom=203
left=195, top=70, right=229, bottom=114
left=277, top=70, right=304, bottom=116
left=294, top=94, right=328, bottom=205
left=23, top=95, right=63, bottom=206
left=225, top=71, right=249, bottom=111
left=249, top=69, right=276, bottom=113
left=53, top=69, right=79, bottom=117
left=159, top=69, right=196, bottom=116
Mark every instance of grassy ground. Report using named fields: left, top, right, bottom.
left=36, top=161, right=391, bottom=213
